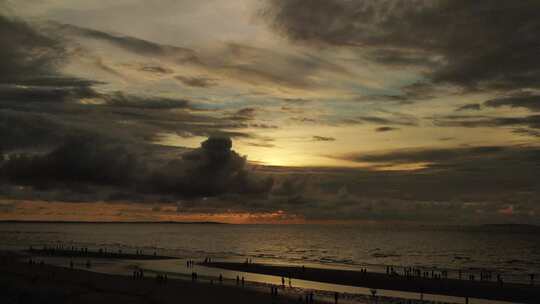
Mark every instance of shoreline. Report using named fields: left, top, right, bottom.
left=0, top=252, right=314, bottom=304
left=203, top=262, right=538, bottom=304
left=2, top=250, right=527, bottom=304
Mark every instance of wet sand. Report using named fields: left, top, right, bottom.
left=204, top=262, right=539, bottom=304
left=0, top=252, right=309, bottom=304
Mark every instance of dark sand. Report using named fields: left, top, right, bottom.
left=204, top=262, right=539, bottom=304
left=0, top=253, right=310, bottom=304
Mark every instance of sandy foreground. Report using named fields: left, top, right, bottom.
left=203, top=262, right=538, bottom=304
left=1, top=250, right=532, bottom=304
left=0, top=251, right=317, bottom=304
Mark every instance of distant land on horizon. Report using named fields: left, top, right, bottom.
left=1, top=221, right=539, bottom=230
left=0, top=220, right=228, bottom=225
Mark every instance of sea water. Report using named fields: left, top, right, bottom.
left=1, top=222, right=539, bottom=284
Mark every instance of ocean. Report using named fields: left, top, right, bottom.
left=1, top=222, right=539, bottom=284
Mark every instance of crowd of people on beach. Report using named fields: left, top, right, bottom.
left=383, top=263, right=514, bottom=287
left=24, top=243, right=539, bottom=304
left=133, top=268, right=144, bottom=279
left=28, top=244, right=161, bottom=259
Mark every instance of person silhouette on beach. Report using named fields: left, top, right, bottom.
left=219, top=274, right=223, bottom=283
left=334, top=292, right=339, bottom=304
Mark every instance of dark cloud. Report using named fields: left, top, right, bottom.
left=139, top=65, right=173, bottom=74
left=0, top=15, right=64, bottom=84
left=263, top=0, right=540, bottom=95
left=456, top=104, right=481, bottom=111
left=312, top=136, right=335, bottom=142
left=0, top=14, right=259, bottom=155
left=103, top=92, right=191, bottom=110
left=434, top=114, right=540, bottom=130
left=246, top=142, right=276, bottom=148
left=1, top=136, right=139, bottom=188
left=0, top=84, right=98, bottom=104
left=1, top=136, right=273, bottom=199
left=145, top=136, right=274, bottom=197
left=375, top=126, right=399, bottom=132
left=342, top=115, right=417, bottom=126
left=0, top=14, right=100, bottom=99
left=147, top=137, right=238, bottom=195
left=0, top=110, right=76, bottom=151
left=344, top=146, right=507, bottom=165
left=229, top=107, right=257, bottom=121
left=56, top=22, right=200, bottom=64
left=513, top=128, right=540, bottom=138
left=58, top=23, right=349, bottom=91
left=175, top=75, right=217, bottom=88
left=203, top=42, right=351, bottom=90
left=257, top=152, right=540, bottom=222
left=484, top=93, right=540, bottom=112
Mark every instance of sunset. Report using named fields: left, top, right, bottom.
left=1, top=1, right=539, bottom=303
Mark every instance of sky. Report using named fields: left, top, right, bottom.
left=1, top=0, right=539, bottom=224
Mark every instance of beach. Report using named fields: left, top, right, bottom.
left=2, top=223, right=538, bottom=304
left=1, top=249, right=534, bottom=304
left=204, top=262, right=539, bottom=304
left=0, top=251, right=309, bottom=304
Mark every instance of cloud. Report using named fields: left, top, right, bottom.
left=456, top=104, right=481, bottom=111
left=0, top=14, right=100, bottom=98
left=57, top=23, right=350, bottom=92
left=0, top=84, right=98, bottom=104
left=0, top=14, right=261, bottom=154
left=229, top=107, right=257, bottom=121
left=1, top=136, right=274, bottom=200
left=56, top=22, right=200, bottom=64
left=343, top=146, right=508, bottom=165
left=0, top=109, right=84, bottom=151
left=263, top=0, right=540, bottom=95
left=103, top=92, right=191, bottom=109
left=484, top=93, right=540, bottom=112
left=175, top=75, right=217, bottom=88
left=312, top=136, right=335, bottom=141
left=143, top=136, right=274, bottom=197
left=342, top=115, right=417, bottom=126
left=375, top=126, right=399, bottom=132
left=434, top=114, right=540, bottom=130
left=512, top=128, right=540, bottom=138
left=0, top=15, right=64, bottom=84
left=138, top=65, right=174, bottom=74
left=1, top=136, right=139, bottom=187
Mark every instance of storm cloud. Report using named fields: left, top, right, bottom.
left=1, top=136, right=273, bottom=199
left=263, top=0, right=540, bottom=94
left=484, top=93, right=540, bottom=112
left=2, top=1, right=540, bottom=224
